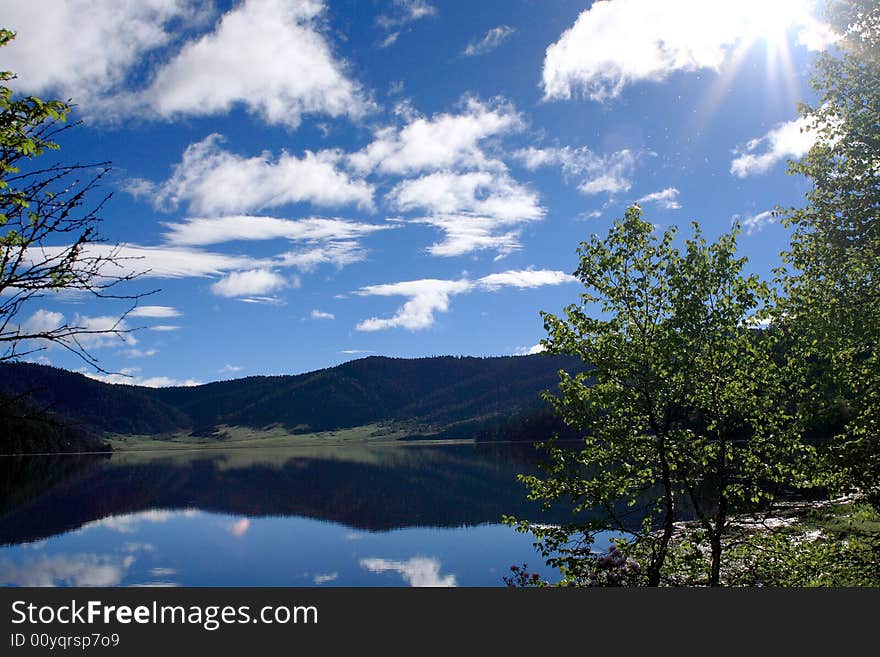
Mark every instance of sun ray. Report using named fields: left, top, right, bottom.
left=690, top=0, right=822, bottom=137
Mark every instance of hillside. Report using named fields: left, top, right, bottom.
left=0, top=355, right=584, bottom=452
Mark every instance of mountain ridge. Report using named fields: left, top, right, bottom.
left=0, top=354, right=585, bottom=452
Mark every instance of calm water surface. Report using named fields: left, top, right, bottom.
left=0, top=442, right=591, bottom=587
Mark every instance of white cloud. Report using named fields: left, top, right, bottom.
left=162, top=214, right=388, bottom=247
left=514, top=146, right=642, bottom=195
left=150, top=325, right=181, bottom=332
left=738, top=210, right=777, bottom=235
left=310, top=309, right=335, bottom=320
left=360, top=556, right=455, bottom=587
left=21, top=310, right=134, bottom=348
left=463, top=26, right=516, bottom=56
left=636, top=187, right=681, bottom=210
left=387, top=170, right=545, bottom=257
left=238, top=297, right=288, bottom=305
left=477, top=269, right=575, bottom=291
left=0, top=0, right=204, bottom=106
left=355, top=269, right=575, bottom=331
left=26, top=240, right=368, bottom=295
left=211, top=269, right=290, bottom=298
left=135, top=376, right=200, bottom=387
left=219, top=364, right=242, bottom=375
left=730, top=116, right=816, bottom=177
left=21, top=309, right=65, bottom=336
left=389, top=171, right=539, bottom=220
left=145, top=0, right=368, bottom=127
left=128, top=305, right=182, bottom=318
left=72, top=314, right=137, bottom=348
left=349, top=98, right=522, bottom=176
left=542, top=0, right=823, bottom=101
left=339, top=349, right=374, bottom=355
left=356, top=279, right=471, bottom=331
left=515, top=343, right=545, bottom=356
left=82, top=368, right=201, bottom=387
left=135, top=134, right=374, bottom=215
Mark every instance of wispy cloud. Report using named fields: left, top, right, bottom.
left=126, top=348, right=158, bottom=359
left=31, top=244, right=268, bottom=280
left=277, top=242, right=369, bottom=272
left=514, top=146, right=645, bottom=196
left=636, top=187, right=681, bottom=210
left=463, top=26, right=515, bottom=56
left=310, top=309, right=335, bottom=320
left=376, top=0, right=436, bottom=30
left=129, top=306, right=182, bottom=319
left=736, top=210, right=777, bottom=235
left=162, top=215, right=389, bottom=248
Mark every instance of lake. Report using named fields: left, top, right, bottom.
left=0, top=442, right=590, bottom=587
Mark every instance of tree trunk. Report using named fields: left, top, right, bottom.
left=709, top=532, right=722, bottom=587
left=647, top=435, right=676, bottom=587
left=709, top=433, right=729, bottom=587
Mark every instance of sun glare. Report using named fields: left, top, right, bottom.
left=690, top=0, right=821, bottom=142
left=742, top=0, right=809, bottom=49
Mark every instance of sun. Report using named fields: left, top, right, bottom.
left=691, top=0, right=823, bottom=139
left=740, top=0, right=811, bottom=50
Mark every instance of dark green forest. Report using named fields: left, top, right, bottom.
left=0, top=354, right=584, bottom=452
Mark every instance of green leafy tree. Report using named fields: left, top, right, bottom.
left=779, top=0, right=879, bottom=507
left=508, top=207, right=811, bottom=586
left=0, top=29, right=143, bottom=368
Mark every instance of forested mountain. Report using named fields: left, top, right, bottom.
left=0, top=355, right=585, bottom=452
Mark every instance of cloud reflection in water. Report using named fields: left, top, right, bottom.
left=360, top=556, right=457, bottom=587
left=0, top=553, right=134, bottom=587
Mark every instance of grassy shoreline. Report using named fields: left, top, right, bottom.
left=108, top=423, right=475, bottom=452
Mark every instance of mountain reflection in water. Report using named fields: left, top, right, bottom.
left=0, top=443, right=578, bottom=587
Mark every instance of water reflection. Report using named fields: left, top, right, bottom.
left=360, top=557, right=457, bottom=587
left=0, top=553, right=134, bottom=587
left=0, top=443, right=569, bottom=545
left=0, top=443, right=569, bottom=586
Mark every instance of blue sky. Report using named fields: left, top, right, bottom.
left=2, top=0, right=834, bottom=385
